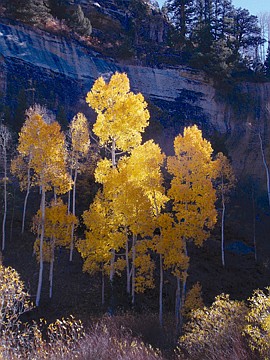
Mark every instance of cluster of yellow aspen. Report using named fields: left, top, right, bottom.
left=11, top=72, right=235, bottom=326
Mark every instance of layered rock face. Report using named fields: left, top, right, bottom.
left=0, top=21, right=270, bottom=184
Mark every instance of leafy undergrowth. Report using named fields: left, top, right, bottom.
left=3, top=263, right=270, bottom=360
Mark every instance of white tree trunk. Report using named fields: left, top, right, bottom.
left=221, top=194, right=226, bottom=267
left=252, top=186, right=257, bottom=262
left=131, top=234, right=136, bottom=305
left=49, top=237, right=55, bottom=299
left=126, top=233, right=131, bottom=295
left=2, top=146, right=7, bottom=251
left=109, top=140, right=116, bottom=281
left=159, top=254, right=163, bottom=328
left=69, top=167, right=77, bottom=262
left=36, top=185, right=45, bottom=307
left=221, top=174, right=226, bottom=267
left=175, top=276, right=181, bottom=335
left=181, top=238, right=188, bottom=306
left=22, top=165, right=31, bottom=234
left=259, top=131, right=270, bottom=208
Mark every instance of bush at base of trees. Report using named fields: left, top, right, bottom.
left=0, top=263, right=162, bottom=359
left=177, top=289, right=270, bottom=360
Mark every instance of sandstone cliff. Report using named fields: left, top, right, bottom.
left=0, top=20, right=270, bottom=187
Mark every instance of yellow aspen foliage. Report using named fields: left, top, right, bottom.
left=77, top=190, right=125, bottom=275
left=123, top=140, right=168, bottom=215
left=134, top=240, right=155, bottom=293
left=94, top=158, right=114, bottom=184
left=32, top=199, right=78, bottom=263
left=214, top=152, right=236, bottom=196
left=154, top=213, right=189, bottom=279
left=167, top=125, right=217, bottom=246
left=86, top=72, right=150, bottom=153
left=179, top=294, right=247, bottom=359
left=66, top=112, right=90, bottom=261
left=69, top=112, right=90, bottom=157
left=17, top=113, right=72, bottom=193
left=244, top=288, right=270, bottom=359
left=0, top=265, right=32, bottom=327
left=214, top=152, right=236, bottom=267
left=33, top=238, right=52, bottom=263
left=11, top=154, right=34, bottom=190
left=182, top=282, right=204, bottom=319
left=17, top=109, right=72, bottom=305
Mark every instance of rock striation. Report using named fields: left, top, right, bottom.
left=0, top=21, right=270, bottom=185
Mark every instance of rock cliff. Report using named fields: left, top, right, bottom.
left=0, top=20, right=270, bottom=187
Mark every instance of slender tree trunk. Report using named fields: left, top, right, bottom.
left=159, top=254, right=163, bottom=328
left=131, top=234, right=136, bottom=305
left=22, top=165, right=31, bottom=234
left=67, top=168, right=72, bottom=215
left=175, top=276, right=181, bottom=335
left=259, top=131, right=270, bottom=208
left=109, top=250, right=115, bottom=282
left=69, top=167, right=77, bottom=262
left=126, top=231, right=131, bottom=295
left=112, top=139, right=116, bottom=168
left=221, top=174, right=226, bottom=267
left=221, top=194, right=226, bottom=267
left=109, top=249, right=115, bottom=314
left=49, top=237, right=55, bottom=299
left=252, top=185, right=257, bottom=262
left=108, top=138, right=117, bottom=312
left=2, top=146, right=7, bottom=251
left=36, top=184, right=45, bottom=307
left=181, top=238, right=188, bottom=306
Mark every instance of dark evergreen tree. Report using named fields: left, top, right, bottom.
left=230, top=8, right=262, bottom=54
left=264, top=46, right=270, bottom=78
left=6, top=0, right=51, bottom=24
left=166, top=0, right=195, bottom=40
left=67, top=5, right=92, bottom=36
left=48, top=0, right=71, bottom=20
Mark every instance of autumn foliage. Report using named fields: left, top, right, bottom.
left=5, top=71, right=258, bottom=358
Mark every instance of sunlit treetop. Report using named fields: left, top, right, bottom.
left=167, top=125, right=217, bottom=246
left=86, top=72, right=150, bottom=152
left=17, top=113, right=71, bottom=194
left=69, top=112, right=90, bottom=157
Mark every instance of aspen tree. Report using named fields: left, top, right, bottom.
left=86, top=72, right=150, bottom=294
left=167, top=125, right=217, bottom=332
left=86, top=72, right=150, bottom=166
left=123, top=141, right=167, bottom=307
left=258, top=131, right=270, bottom=208
left=0, top=123, right=12, bottom=251
left=77, top=190, right=124, bottom=306
left=94, top=141, right=167, bottom=305
left=32, top=199, right=77, bottom=298
left=214, top=152, right=236, bottom=267
left=17, top=112, right=71, bottom=306
left=154, top=213, right=189, bottom=329
left=94, top=157, right=156, bottom=305
left=67, top=113, right=90, bottom=261
left=12, top=105, right=55, bottom=234
left=11, top=154, right=33, bottom=234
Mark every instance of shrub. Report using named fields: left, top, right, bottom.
left=0, top=264, right=161, bottom=359
left=0, top=264, right=33, bottom=358
left=182, top=282, right=204, bottom=319
left=244, top=288, right=270, bottom=359
left=177, top=294, right=250, bottom=360
left=70, top=317, right=162, bottom=360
